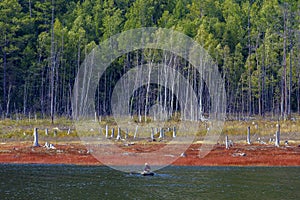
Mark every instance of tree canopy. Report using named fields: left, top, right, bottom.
left=0, top=0, right=299, bottom=120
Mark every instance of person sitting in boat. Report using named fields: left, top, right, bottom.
left=144, top=163, right=151, bottom=172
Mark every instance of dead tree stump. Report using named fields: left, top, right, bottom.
left=33, top=128, right=39, bottom=147
left=247, top=126, right=251, bottom=144
left=275, top=124, right=280, bottom=147
left=225, top=135, right=229, bottom=149
left=173, top=127, right=176, bottom=138
left=116, top=127, right=121, bottom=140
left=105, top=125, right=109, bottom=138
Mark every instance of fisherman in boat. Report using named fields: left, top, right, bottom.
left=144, top=163, right=151, bottom=173
left=141, top=163, right=154, bottom=176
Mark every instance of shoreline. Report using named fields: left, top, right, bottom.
left=1, top=141, right=300, bottom=166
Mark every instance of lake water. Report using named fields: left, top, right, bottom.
left=0, top=164, right=299, bottom=199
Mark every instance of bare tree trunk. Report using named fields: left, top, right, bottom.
left=40, top=55, right=45, bottom=118
left=170, top=54, right=177, bottom=118
left=23, top=81, right=28, bottom=115
left=164, top=54, right=169, bottom=120
left=2, top=48, right=7, bottom=116
left=255, top=34, right=261, bottom=116
left=282, top=5, right=288, bottom=120
left=297, top=60, right=300, bottom=114
left=6, top=84, right=11, bottom=117
left=50, top=0, right=55, bottom=124
left=297, top=30, right=300, bottom=114
left=288, top=5, right=293, bottom=118
left=29, top=0, right=32, bottom=18
left=144, top=50, right=153, bottom=122
left=247, top=2, right=252, bottom=117
left=297, top=5, right=300, bottom=114
left=261, top=34, right=266, bottom=117
left=137, top=50, right=142, bottom=122
left=289, top=48, right=293, bottom=117
left=185, top=63, right=191, bottom=120
left=60, top=34, right=67, bottom=115
left=55, top=51, right=59, bottom=117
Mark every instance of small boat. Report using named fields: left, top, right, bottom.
left=141, top=171, right=154, bottom=176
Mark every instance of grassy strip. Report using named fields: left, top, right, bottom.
left=1, top=117, right=300, bottom=141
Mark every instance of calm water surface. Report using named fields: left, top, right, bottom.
left=0, top=164, right=299, bottom=199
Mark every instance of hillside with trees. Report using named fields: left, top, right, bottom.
left=0, top=0, right=299, bottom=121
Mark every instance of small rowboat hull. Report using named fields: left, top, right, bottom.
left=141, top=172, right=154, bottom=176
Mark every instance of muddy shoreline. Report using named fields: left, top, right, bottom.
left=1, top=141, right=300, bottom=166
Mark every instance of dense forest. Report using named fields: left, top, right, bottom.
left=0, top=0, right=299, bottom=121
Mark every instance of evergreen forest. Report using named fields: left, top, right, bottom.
left=1, top=0, right=300, bottom=121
